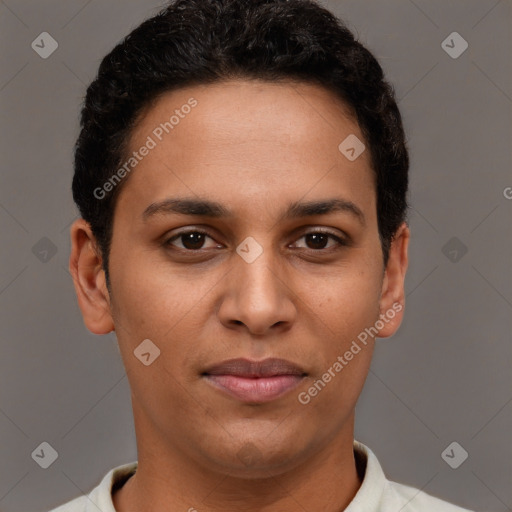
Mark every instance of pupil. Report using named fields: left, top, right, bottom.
left=180, top=233, right=328, bottom=250
left=184, top=232, right=204, bottom=250
left=307, top=233, right=327, bottom=249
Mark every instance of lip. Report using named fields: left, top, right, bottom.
left=202, top=357, right=307, bottom=403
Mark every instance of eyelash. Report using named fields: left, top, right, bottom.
left=163, top=228, right=347, bottom=253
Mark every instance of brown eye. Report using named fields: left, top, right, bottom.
left=164, top=230, right=218, bottom=251
left=292, top=230, right=346, bottom=251
left=304, top=233, right=330, bottom=250
left=163, top=228, right=347, bottom=254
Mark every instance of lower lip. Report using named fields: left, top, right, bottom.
left=204, top=374, right=305, bottom=403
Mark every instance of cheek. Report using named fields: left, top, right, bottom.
left=299, top=270, right=381, bottom=420
left=110, top=268, right=200, bottom=413
left=110, top=260, right=217, bottom=379
left=312, top=265, right=382, bottom=333
left=111, top=255, right=195, bottom=330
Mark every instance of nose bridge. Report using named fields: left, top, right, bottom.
left=234, top=234, right=283, bottom=302
left=220, top=233, right=295, bottom=333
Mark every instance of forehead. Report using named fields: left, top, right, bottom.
left=131, top=78, right=361, bottom=153
left=115, top=79, right=376, bottom=225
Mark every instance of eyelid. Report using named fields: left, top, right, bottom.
left=164, top=228, right=219, bottom=249
left=163, top=226, right=349, bottom=251
left=290, top=228, right=348, bottom=250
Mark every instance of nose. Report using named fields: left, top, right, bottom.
left=217, top=245, right=297, bottom=337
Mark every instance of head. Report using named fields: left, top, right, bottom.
left=70, top=0, right=409, bottom=477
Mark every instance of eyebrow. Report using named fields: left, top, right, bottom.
left=142, top=197, right=366, bottom=226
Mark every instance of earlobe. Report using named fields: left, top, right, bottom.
left=377, top=222, right=410, bottom=338
left=69, top=219, right=114, bottom=335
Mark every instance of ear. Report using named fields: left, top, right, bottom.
left=69, top=218, right=114, bottom=334
left=377, top=222, right=410, bottom=338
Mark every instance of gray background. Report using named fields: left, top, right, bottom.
left=0, top=0, right=510, bottom=511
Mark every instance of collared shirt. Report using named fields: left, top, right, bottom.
left=48, top=440, right=474, bottom=512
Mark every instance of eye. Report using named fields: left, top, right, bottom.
left=164, top=229, right=220, bottom=251
left=291, top=230, right=347, bottom=251
left=163, top=228, right=347, bottom=253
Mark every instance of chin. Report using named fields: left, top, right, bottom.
left=198, top=436, right=308, bottom=479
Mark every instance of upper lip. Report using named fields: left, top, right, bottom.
left=203, top=358, right=307, bottom=378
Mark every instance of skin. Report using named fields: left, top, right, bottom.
left=69, top=79, right=409, bottom=512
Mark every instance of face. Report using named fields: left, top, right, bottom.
left=70, top=79, right=409, bottom=477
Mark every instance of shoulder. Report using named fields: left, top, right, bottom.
left=352, top=440, right=474, bottom=512
left=46, top=461, right=138, bottom=512
left=384, top=479, right=475, bottom=512
left=47, top=494, right=89, bottom=512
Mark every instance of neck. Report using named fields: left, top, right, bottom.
left=113, top=410, right=362, bottom=512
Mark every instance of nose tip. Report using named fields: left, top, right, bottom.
left=218, top=255, right=297, bottom=336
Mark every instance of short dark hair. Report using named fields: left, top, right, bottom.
left=72, top=0, right=409, bottom=288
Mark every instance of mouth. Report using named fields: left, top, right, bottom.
left=202, top=357, right=307, bottom=404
